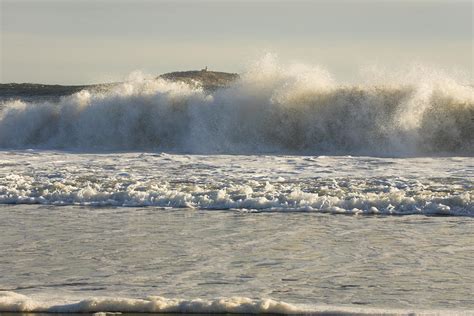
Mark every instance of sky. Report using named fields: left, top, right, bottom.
left=1, top=0, right=472, bottom=84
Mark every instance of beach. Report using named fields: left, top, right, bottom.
left=0, top=62, right=473, bottom=314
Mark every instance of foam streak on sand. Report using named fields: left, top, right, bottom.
left=0, top=291, right=300, bottom=314
left=0, top=291, right=465, bottom=315
left=0, top=57, right=472, bottom=156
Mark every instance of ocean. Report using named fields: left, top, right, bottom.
left=0, top=62, right=473, bottom=315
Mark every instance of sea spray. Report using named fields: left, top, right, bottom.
left=0, top=58, right=472, bottom=155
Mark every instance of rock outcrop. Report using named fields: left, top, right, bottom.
left=159, top=70, right=239, bottom=91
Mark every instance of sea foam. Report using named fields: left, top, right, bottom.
left=0, top=291, right=466, bottom=315
left=0, top=152, right=471, bottom=216
left=0, top=57, right=472, bottom=156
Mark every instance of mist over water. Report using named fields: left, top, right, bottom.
left=0, top=56, right=472, bottom=156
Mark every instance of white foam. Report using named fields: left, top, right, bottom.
left=0, top=57, right=472, bottom=155
left=1, top=176, right=471, bottom=216
left=0, top=291, right=468, bottom=315
left=0, top=152, right=471, bottom=216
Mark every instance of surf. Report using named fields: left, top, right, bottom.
left=0, top=57, right=472, bottom=156
left=0, top=291, right=463, bottom=315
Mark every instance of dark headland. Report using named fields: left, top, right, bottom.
left=159, top=69, right=239, bottom=91
left=0, top=70, right=239, bottom=101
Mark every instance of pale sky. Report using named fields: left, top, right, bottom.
left=1, top=0, right=472, bottom=84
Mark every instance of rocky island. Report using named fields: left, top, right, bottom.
left=159, top=69, right=239, bottom=91
left=0, top=69, right=239, bottom=101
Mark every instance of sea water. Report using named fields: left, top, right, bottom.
left=0, top=204, right=473, bottom=314
left=0, top=58, right=473, bottom=315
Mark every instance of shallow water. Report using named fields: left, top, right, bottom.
left=1, top=205, right=473, bottom=313
left=0, top=150, right=473, bottom=314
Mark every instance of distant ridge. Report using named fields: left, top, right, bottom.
left=0, top=83, right=94, bottom=101
left=0, top=82, right=116, bottom=102
left=0, top=70, right=239, bottom=101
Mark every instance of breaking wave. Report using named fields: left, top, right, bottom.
left=1, top=172, right=472, bottom=216
left=0, top=291, right=461, bottom=315
left=1, top=57, right=473, bottom=156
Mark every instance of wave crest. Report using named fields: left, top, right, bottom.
left=1, top=59, right=472, bottom=156
left=0, top=291, right=459, bottom=315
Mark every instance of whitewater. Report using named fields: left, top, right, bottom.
left=0, top=58, right=473, bottom=315
left=0, top=58, right=472, bottom=155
